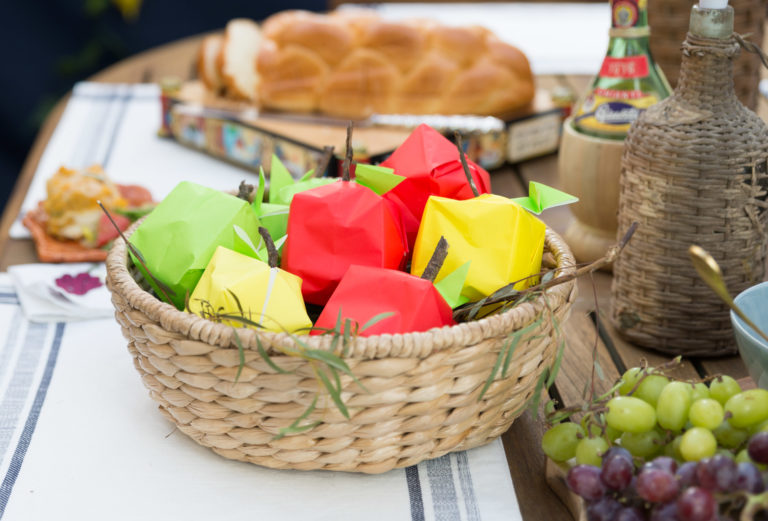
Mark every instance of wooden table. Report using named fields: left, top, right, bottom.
left=0, top=33, right=756, bottom=521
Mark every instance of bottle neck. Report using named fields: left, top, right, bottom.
left=610, top=0, right=648, bottom=29
left=676, top=34, right=739, bottom=105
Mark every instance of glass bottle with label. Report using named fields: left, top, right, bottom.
left=573, top=0, right=672, bottom=139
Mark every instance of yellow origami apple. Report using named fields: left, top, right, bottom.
left=410, top=194, right=546, bottom=302
left=188, top=246, right=312, bottom=333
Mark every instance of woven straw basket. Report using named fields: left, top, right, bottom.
left=105, top=224, right=576, bottom=473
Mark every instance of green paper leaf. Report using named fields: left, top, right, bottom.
left=269, top=155, right=294, bottom=204
left=233, top=224, right=267, bottom=263
left=275, top=177, right=336, bottom=206
left=300, top=168, right=315, bottom=182
left=434, top=262, right=471, bottom=309
left=353, top=163, right=405, bottom=196
left=252, top=167, right=266, bottom=214
left=511, top=181, right=579, bottom=215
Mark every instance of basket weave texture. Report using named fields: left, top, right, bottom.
left=649, top=0, right=765, bottom=110
left=106, top=225, right=576, bottom=473
left=612, top=33, right=768, bottom=357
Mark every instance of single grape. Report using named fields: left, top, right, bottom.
left=725, top=389, right=768, bottom=429
left=748, top=431, right=768, bottom=465
left=601, top=452, right=634, bottom=490
left=680, top=427, right=717, bottom=461
left=695, top=454, right=737, bottom=492
left=735, top=461, right=765, bottom=493
left=636, top=468, right=679, bottom=503
left=541, top=422, right=584, bottom=462
left=689, top=398, right=725, bottom=430
left=601, top=445, right=633, bottom=465
left=606, top=396, right=657, bottom=433
left=736, top=448, right=752, bottom=463
left=576, top=436, right=609, bottom=467
left=644, top=456, right=678, bottom=475
left=649, top=501, right=678, bottom=521
left=585, top=496, right=622, bottom=521
left=616, top=506, right=645, bottom=521
left=635, top=374, right=670, bottom=408
left=710, top=375, right=742, bottom=405
left=621, top=429, right=663, bottom=458
left=713, top=421, right=749, bottom=449
left=676, top=461, right=699, bottom=488
left=676, top=487, right=716, bottom=521
left=566, top=464, right=606, bottom=501
left=690, top=382, right=710, bottom=402
left=618, top=367, right=644, bottom=395
left=657, top=381, right=692, bottom=432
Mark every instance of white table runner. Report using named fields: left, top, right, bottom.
left=0, top=275, right=522, bottom=521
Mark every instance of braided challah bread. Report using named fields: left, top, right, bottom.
left=199, top=11, right=534, bottom=119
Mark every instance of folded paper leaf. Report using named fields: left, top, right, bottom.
left=380, top=124, right=492, bottom=249
left=312, top=265, right=455, bottom=336
left=188, top=246, right=312, bottom=333
left=129, top=181, right=262, bottom=310
left=354, top=164, right=405, bottom=196
left=433, top=261, right=471, bottom=309
left=268, top=155, right=336, bottom=206
left=411, top=194, right=545, bottom=302
left=511, top=181, right=579, bottom=215
left=281, top=181, right=408, bottom=306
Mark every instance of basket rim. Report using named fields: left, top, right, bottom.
left=105, top=222, right=577, bottom=359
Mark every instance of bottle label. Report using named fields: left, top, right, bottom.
left=599, top=56, right=649, bottom=79
left=612, top=0, right=639, bottom=27
left=574, top=92, right=659, bottom=135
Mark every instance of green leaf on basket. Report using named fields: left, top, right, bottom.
left=256, top=335, right=291, bottom=374
left=511, top=181, right=578, bottom=215
left=434, top=262, right=471, bottom=309
left=361, top=312, right=395, bottom=332
left=275, top=395, right=320, bottom=440
left=232, top=329, right=246, bottom=383
left=353, top=163, right=405, bottom=196
left=316, top=368, right=349, bottom=419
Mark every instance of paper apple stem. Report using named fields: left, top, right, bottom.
left=342, top=121, right=353, bottom=182
left=420, top=236, right=449, bottom=282
left=97, top=200, right=175, bottom=305
left=258, top=226, right=280, bottom=268
left=453, top=131, right=479, bottom=198
left=312, top=145, right=335, bottom=179
left=237, top=180, right=255, bottom=202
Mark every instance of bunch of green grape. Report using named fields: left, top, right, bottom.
left=541, top=366, right=768, bottom=520
left=542, top=368, right=768, bottom=467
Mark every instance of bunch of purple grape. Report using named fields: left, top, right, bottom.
left=566, top=432, right=768, bottom=521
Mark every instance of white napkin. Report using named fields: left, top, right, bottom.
left=0, top=272, right=523, bottom=521
left=7, top=263, right=113, bottom=322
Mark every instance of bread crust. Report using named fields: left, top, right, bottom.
left=201, top=11, right=535, bottom=118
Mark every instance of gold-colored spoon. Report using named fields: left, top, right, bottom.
left=688, top=245, right=768, bottom=344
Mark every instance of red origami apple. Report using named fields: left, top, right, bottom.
left=380, top=124, right=492, bottom=249
left=281, top=124, right=408, bottom=305
left=312, top=264, right=455, bottom=336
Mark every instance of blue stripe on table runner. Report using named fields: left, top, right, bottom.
left=456, top=451, right=481, bottom=521
left=101, top=89, right=134, bottom=168
left=426, top=455, right=461, bottom=521
left=0, top=309, right=24, bottom=400
left=68, top=92, right=115, bottom=169
left=406, top=465, right=426, bottom=521
left=0, top=321, right=50, bottom=461
left=0, top=322, right=65, bottom=520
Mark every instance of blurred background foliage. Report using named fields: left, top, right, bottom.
left=0, top=0, right=324, bottom=212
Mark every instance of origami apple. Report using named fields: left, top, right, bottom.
left=129, top=181, right=262, bottom=310
left=312, top=265, right=454, bottom=336
left=380, top=124, right=492, bottom=249
left=280, top=179, right=408, bottom=305
left=410, top=194, right=546, bottom=303
left=188, top=245, right=312, bottom=333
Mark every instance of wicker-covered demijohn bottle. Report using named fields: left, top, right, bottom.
left=611, top=0, right=768, bottom=356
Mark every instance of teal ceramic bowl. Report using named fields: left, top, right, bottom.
left=731, top=281, right=768, bottom=389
